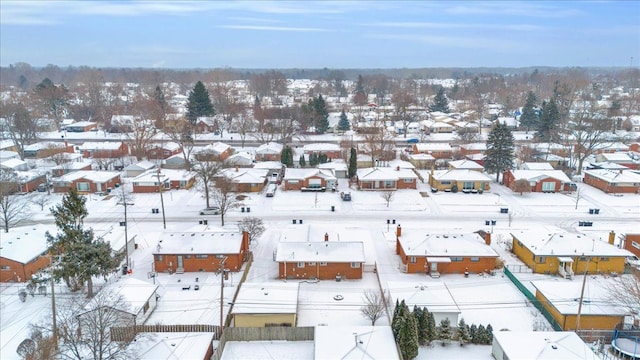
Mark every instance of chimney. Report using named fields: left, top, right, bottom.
left=64, top=140, right=68, bottom=148
left=324, top=233, right=329, bottom=242
left=608, top=231, right=615, bottom=245
left=242, top=231, right=250, bottom=250
left=235, top=165, right=239, bottom=172
left=396, top=166, right=400, bottom=171
left=396, top=225, right=402, bottom=237
left=484, top=232, right=491, bottom=246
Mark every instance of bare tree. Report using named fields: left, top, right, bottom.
left=571, top=101, right=612, bottom=175
left=361, top=118, right=394, bottom=167
left=16, top=327, right=57, bottom=360
left=455, top=127, right=480, bottom=144
left=391, top=86, right=417, bottom=138
left=165, top=120, right=195, bottom=170
left=237, top=217, right=265, bottom=244
left=381, top=191, right=394, bottom=207
left=608, top=272, right=640, bottom=316
left=193, top=159, right=222, bottom=208
left=0, top=102, right=39, bottom=160
left=211, top=177, right=241, bottom=226
left=510, top=179, right=532, bottom=196
left=31, top=193, right=51, bottom=212
left=0, top=175, right=30, bottom=232
left=360, top=289, right=390, bottom=326
left=573, top=186, right=583, bottom=210
left=126, top=118, right=157, bottom=161
left=233, top=110, right=255, bottom=148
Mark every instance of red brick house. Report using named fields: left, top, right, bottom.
left=413, top=143, right=453, bottom=159
left=23, top=141, right=75, bottom=159
left=0, top=227, right=51, bottom=282
left=132, top=170, right=170, bottom=193
left=275, top=226, right=365, bottom=280
left=51, top=161, right=93, bottom=177
left=147, top=142, right=182, bottom=160
left=502, top=169, right=572, bottom=193
left=65, top=121, right=97, bottom=132
left=583, top=169, right=640, bottom=194
left=356, top=167, right=418, bottom=190
left=194, top=142, right=232, bottom=162
left=395, top=226, right=498, bottom=277
left=622, top=233, right=640, bottom=258
left=5, top=171, right=47, bottom=193
left=302, top=143, right=342, bottom=160
left=194, top=116, right=218, bottom=134
left=255, top=142, right=283, bottom=162
left=218, top=167, right=268, bottom=192
left=52, top=170, right=121, bottom=194
left=78, top=141, right=128, bottom=159
left=282, top=168, right=337, bottom=191
left=458, top=143, right=486, bottom=158
left=153, top=231, right=250, bottom=273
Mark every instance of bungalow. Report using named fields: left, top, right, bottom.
left=395, top=226, right=498, bottom=277
left=595, top=152, right=638, bottom=170
left=502, top=169, right=572, bottom=193
left=429, top=169, right=491, bottom=192
left=224, top=151, right=254, bottom=168
left=147, top=142, right=182, bottom=160
left=162, top=169, right=197, bottom=190
left=447, top=159, right=484, bottom=172
left=427, top=121, right=455, bottom=134
left=52, top=170, right=121, bottom=194
left=318, top=160, right=348, bottom=178
left=194, top=116, right=218, bottom=133
left=0, top=150, right=20, bottom=161
left=230, top=282, right=299, bottom=327
left=163, top=153, right=188, bottom=169
left=253, top=161, right=284, bottom=183
left=0, top=226, right=50, bottom=282
left=593, top=141, right=629, bottom=154
left=65, top=121, right=97, bottom=132
left=511, top=230, right=633, bottom=278
left=315, top=326, right=399, bottom=360
left=356, top=167, right=418, bottom=190
left=128, top=332, right=215, bottom=360
left=407, top=153, right=436, bottom=170
left=583, top=169, right=640, bottom=194
left=521, top=162, right=554, bottom=170
left=89, top=277, right=159, bottom=325
left=218, top=167, right=268, bottom=192
left=531, top=278, right=628, bottom=331
left=255, top=142, right=283, bottom=162
left=275, top=225, right=366, bottom=280
left=302, top=143, right=342, bottom=160
left=11, top=171, right=48, bottom=193
left=153, top=230, right=250, bottom=273
left=132, top=170, right=170, bottom=193
left=194, top=142, right=232, bottom=161
left=388, top=282, right=461, bottom=326
left=51, top=160, right=93, bottom=177
left=23, top=141, right=74, bottom=158
left=283, top=168, right=337, bottom=191
left=0, top=158, right=29, bottom=171
left=78, top=141, right=128, bottom=159
left=124, top=160, right=157, bottom=178
left=412, top=143, right=453, bottom=159
left=492, top=331, right=599, bottom=360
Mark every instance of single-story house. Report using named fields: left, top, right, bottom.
left=492, top=331, right=599, bottom=360
left=594, top=152, right=638, bottom=169
left=78, top=141, right=128, bottom=159
left=511, top=230, right=633, bottom=278
left=65, top=121, right=97, bottom=132
left=255, top=142, right=283, bottom=162
left=447, top=159, right=483, bottom=171
left=132, top=170, right=170, bottom=193
left=23, top=141, right=75, bottom=158
left=128, top=332, right=215, bottom=360
left=318, top=160, right=348, bottom=178
left=502, top=169, right=572, bottom=193
left=153, top=230, right=250, bottom=273
left=194, top=142, right=232, bottom=161
left=231, top=282, right=299, bottom=327
left=531, top=278, right=629, bottom=331
left=387, top=282, right=461, bottom=326
left=593, top=141, right=629, bottom=154
left=275, top=225, right=366, bottom=280
left=458, top=143, right=487, bottom=157
left=622, top=233, right=640, bottom=258
left=521, top=162, right=555, bottom=170
left=52, top=170, right=121, bottom=194
left=1, top=170, right=47, bottom=193
left=314, top=326, right=399, bottom=360
left=147, top=142, right=182, bottom=160
left=282, top=168, right=337, bottom=191
left=92, top=277, right=159, bottom=325
left=51, top=160, right=93, bottom=177
left=224, top=151, right=254, bottom=167
left=407, top=153, right=436, bottom=170
left=395, top=226, right=498, bottom=277
left=427, top=121, right=455, bottom=133
left=356, top=167, right=418, bottom=190
left=253, top=161, right=284, bottom=183
left=429, top=169, right=491, bottom=192
left=124, top=160, right=157, bottom=178
left=413, top=143, right=453, bottom=159
left=583, top=169, right=640, bottom=194
left=194, top=116, right=219, bottom=133
left=0, top=158, right=29, bottom=171
left=218, top=167, right=268, bottom=192
left=302, top=143, right=342, bottom=160
left=0, top=226, right=50, bottom=282
left=163, top=153, right=188, bottom=169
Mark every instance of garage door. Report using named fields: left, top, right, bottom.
left=309, top=178, right=322, bottom=188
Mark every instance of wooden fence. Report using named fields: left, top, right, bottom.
left=110, top=324, right=220, bottom=342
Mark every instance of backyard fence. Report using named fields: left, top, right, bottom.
left=110, top=324, right=220, bottom=342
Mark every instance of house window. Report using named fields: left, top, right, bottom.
left=600, top=257, right=610, bottom=261
left=470, top=257, right=480, bottom=262
left=308, top=262, right=316, bottom=266
left=77, top=182, right=90, bottom=191
left=320, top=262, right=327, bottom=266
left=463, top=182, right=474, bottom=190
left=541, top=182, right=555, bottom=192
left=441, top=181, right=451, bottom=185
left=537, top=256, right=547, bottom=263
left=195, top=255, right=208, bottom=259
left=289, top=180, right=299, bottom=184
left=384, top=181, right=395, bottom=188
left=451, top=257, right=463, bottom=262
left=410, top=256, right=417, bottom=263
left=404, top=178, right=413, bottom=183
left=297, top=262, right=305, bottom=268
left=185, top=255, right=191, bottom=259
left=154, top=255, right=162, bottom=261
left=350, top=262, right=361, bottom=268
left=0, top=266, right=10, bottom=271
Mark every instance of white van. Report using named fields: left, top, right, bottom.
left=266, top=184, right=277, bottom=197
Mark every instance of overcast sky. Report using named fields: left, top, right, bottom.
left=1, top=1, right=639, bottom=69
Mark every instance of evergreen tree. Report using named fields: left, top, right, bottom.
left=426, top=311, right=437, bottom=344
left=337, top=110, right=350, bottom=132
left=484, top=122, right=515, bottom=182
left=46, top=189, right=122, bottom=298
left=485, top=324, right=493, bottom=345
left=474, top=324, right=486, bottom=344
left=398, top=312, right=419, bottom=360
left=537, top=99, right=560, bottom=142
left=457, top=319, right=472, bottom=346
left=519, top=91, right=538, bottom=132
left=299, top=154, right=306, bottom=167
left=309, top=153, right=317, bottom=167
left=303, top=95, right=330, bottom=134
left=469, top=324, right=478, bottom=344
left=318, top=153, right=328, bottom=164
left=430, top=86, right=450, bottom=113
left=415, top=307, right=429, bottom=345
left=186, top=81, right=215, bottom=124
left=281, top=146, right=294, bottom=167
left=348, top=147, right=358, bottom=178
left=392, top=300, right=409, bottom=341
left=438, top=318, right=452, bottom=346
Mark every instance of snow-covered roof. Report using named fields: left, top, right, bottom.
left=398, top=230, right=498, bottom=257
left=78, top=141, right=123, bottom=151
left=387, top=159, right=416, bottom=169
left=124, top=160, right=156, bottom=171
left=221, top=167, right=268, bottom=184
left=493, top=331, right=599, bottom=360
left=129, top=332, right=214, bottom=360
left=68, top=121, right=96, bottom=127
left=154, top=230, right=244, bottom=255
left=23, top=141, right=67, bottom=151
left=302, top=143, right=341, bottom=152
left=276, top=241, right=365, bottom=263
left=231, top=282, right=299, bottom=315
left=314, top=326, right=399, bottom=360
left=356, top=167, right=417, bottom=181
left=51, top=160, right=92, bottom=171
left=414, top=143, right=453, bottom=152
left=132, top=169, right=169, bottom=183
left=161, top=168, right=196, bottom=182
left=255, top=142, right=283, bottom=154
left=409, top=153, right=435, bottom=161
left=508, top=169, right=571, bottom=183
left=531, top=277, right=628, bottom=316
left=0, top=150, right=19, bottom=161
left=432, top=169, right=492, bottom=182
left=448, top=159, right=484, bottom=170
left=200, top=142, right=231, bottom=155
left=151, top=142, right=181, bottom=151
left=521, top=162, right=554, bottom=170
left=0, top=158, right=27, bottom=170
left=597, top=152, right=634, bottom=162
left=55, top=170, right=121, bottom=183
left=318, top=159, right=348, bottom=172
left=283, top=168, right=336, bottom=181
left=101, top=277, right=158, bottom=315
left=224, top=152, right=254, bottom=166
left=584, top=169, right=640, bottom=184
left=252, top=161, right=283, bottom=169
left=0, top=226, right=49, bottom=264
left=511, top=231, right=633, bottom=257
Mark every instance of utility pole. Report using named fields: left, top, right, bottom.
left=219, top=257, right=227, bottom=336
left=49, top=253, right=58, bottom=349
left=117, top=187, right=133, bottom=269
left=575, top=255, right=591, bottom=332
left=156, top=168, right=166, bottom=229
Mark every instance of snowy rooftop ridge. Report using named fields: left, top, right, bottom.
left=512, top=231, right=633, bottom=257
left=231, top=282, right=299, bottom=315
left=398, top=230, right=498, bottom=257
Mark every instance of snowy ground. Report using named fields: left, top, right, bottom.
left=1, top=173, right=637, bottom=359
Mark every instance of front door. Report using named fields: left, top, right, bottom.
left=177, top=255, right=183, bottom=269
left=430, top=262, right=438, bottom=273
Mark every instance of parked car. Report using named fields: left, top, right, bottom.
left=199, top=206, right=220, bottom=215
left=340, top=192, right=352, bottom=201
left=265, top=184, right=277, bottom=197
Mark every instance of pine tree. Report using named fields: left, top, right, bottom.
left=299, top=154, right=306, bottom=167
left=426, top=311, right=437, bottom=344
left=393, top=300, right=409, bottom=341
left=46, top=189, right=122, bottom=298
left=519, top=91, right=538, bottom=133
left=537, top=99, right=560, bottom=142
left=430, top=86, right=450, bottom=113
left=474, top=324, right=486, bottom=344
left=281, top=146, right=294, bottom=167
left=309, top=153, right=317, bottom=167
left=484, top=122, right=515, bottom=182
left=438, top=318, right=452, bottom=346
left=348, top=147, right=357, bottom=178
left=415, top=307, right=429, bottom=345
left=398, top=312, right=419, bottom=360
left=186, top=81, right=215, bottom=124
left=485, top=324, right=493, bottom=345
left=318, top=153, right=328, bottom=164
left=457, top=319, right=471, bottom=346
left=337, top=110, right=350, bottom=132
left=469, top=324, right=478, bottom=344
left=315, top=95, right=330, bottom=134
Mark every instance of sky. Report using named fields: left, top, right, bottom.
left=0, top=1, right=639, bottom=69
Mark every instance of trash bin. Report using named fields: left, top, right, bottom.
left=589, top=209, right=594, bottom=214
left=485, top=220, right=490, bottom=226
left=241, top=207, right=245, bottom=213
left=594, top=209, right=600, bottom=214
left=331, top=205, right=335, bottom=212
left=299, top=219, right=303, bottom=224
left=203, top=220, right=208, bottom=225
left=293, top=219, right=297, bottom=224
left=122, top=265, right=128, bottom=275
left=246, top=207, right=250, bottom=213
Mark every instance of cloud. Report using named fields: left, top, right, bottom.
left=219, top=25, right=330, bottom=32
left=443, top=1, right=583, bottom=18
left=368, top=21, right=546, bottom=32
left=369, top=33, right=525, bottom=52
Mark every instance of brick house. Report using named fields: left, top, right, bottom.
left=163, top=169, right=197, bottom=190
left=282, top=168, right=337, bottom=191
left=583, top=169, right=640, bottom=194
left=458, top=143, right=487, bottom=157
left=429, top=169, right=491, bottom=192
left=395, top=226, right=498, bottom=277
left=194, top=116, right=218, bottom=134
left=3, top=171, right=47, bottom=193
left=412, top=143, right=453, bottom=159
left=0, top=226, right=51, bottom=282
left=274, top=225, right=366, bottom=280
left=356, top=167, right=418, bottom=190
left=147, top=142, right=182, bottom=160
left=255, top=142, right=283, bottom=162
left=23, top=141, right=75, bottom=159
left=218, top=167, right=268, bottom=192
left=52, top=170, right=121, bottom=194
left=51, top=161, right=93, bottom=177
left=194, top=142, right=232, bottom=162
left=65, top=121, right=97, bottom=132
left=447, top=159, right=484, bottom=171
left=302, top=143, right=342, bottom=160
left=502, top=169, right=572, bottom=193
left=153, top=230, right=250, bottom=273
left=622, top=233, right=640, bottom=258
left=78, top=141, right=129, bottom=159
left=132, top=170, right=170, bottom=193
